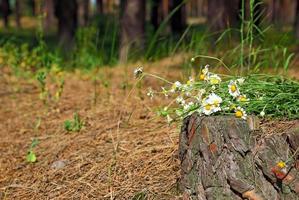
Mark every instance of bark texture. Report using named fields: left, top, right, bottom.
left=179, top=114, right=299, bottom=200
left=295, top=0, right=299, bottom=39
left=170, top=0, right=186, bottom=34
left=0, top=0, right=11, bottom=28
left=119, top=0, right=145, bottom=63
left=207, top=0, right=239, bottom=33
left=54, top=0, right=78, bottom=49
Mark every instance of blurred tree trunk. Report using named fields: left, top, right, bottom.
left=0, top=0, right=11, bottom=28
left=170, top=0, right=186, bottom=34
left=54, top=0, right=78, bottom=49
left=29, top=0, right=36, bottom=16
left=119, top=0, right=145, bottom=63
left=96, top=0, right=103, bottom=14
left=151, top=0, right=162, bottom=31
left=43, top=0, right=55, bottom=31
left=78, top=0, right=89, bottom=26
left=15, top=0, right=21, bottom=28
left=295, top=0, right=299, bottom=39
left=207, top=0, right=239, bottom=33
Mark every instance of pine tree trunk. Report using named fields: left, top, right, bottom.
left=0, top=0, right=10, bottom=28
left=170, top=0, right=186, bottom=34
left=15, top=0, right=21, bottom=28
left=207, top=0, right=239, bottom=33
left=96, top=0, right=103, bottom=14
left=151, top=0, right=162, bottom=31
left=295, top=0, right=299, bottom=39
left=119, top=0, right=145, bottom=63
left=54, top=0, right=78, bottom=49
left=179, top=114, right=299, bottom=199
left=43, top=0, right=55, bottom=31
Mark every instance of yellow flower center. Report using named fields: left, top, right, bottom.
left=239, top=96, right=247, bottom=102
left=210, top=78, right=220, bottom=84
left=235, top=110, right=243, bottom=118
left=199, top=74, right=205, bottom=81
left=277, top=161, right=286, bottom=168
left=230, top=84, right=237, bottom=92
left=205, top=104, right=212, bottom=110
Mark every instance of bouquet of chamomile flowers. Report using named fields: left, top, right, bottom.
left=134, top=65, right=252, bottom=123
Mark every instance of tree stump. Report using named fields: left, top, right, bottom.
left=179, top=114, right=299, bottom=200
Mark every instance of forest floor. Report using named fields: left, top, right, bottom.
left=0, top=56, right=299, bottom=199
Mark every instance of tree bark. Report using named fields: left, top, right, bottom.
left=54, top=0, right=78, bottom=49
left=207, top=0, right=239, bottom=33
left=170, top=0, right=186, bottom=34
left=78, top=0, right=89, bottom=26
left=119, top=0, right=145, bottom=63
left=15, top=0, right=21, bottom=28
left=295, top=0, right=299, bottom=39
left=151, top=0, right=162, bottom=31
left=96, top=0, right=103, bottom=14
left=43, top=0, right=55, bottom=31
left=0, top=0, right=11, bottom=28
left=179, top=114, right=299, bottom=199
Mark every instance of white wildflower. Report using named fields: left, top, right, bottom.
left=199, top=65, right=209, bottom=81
left=134, top=67, right=143, bottom=78
left=161, top=87, right=168, bottom=97
left=147, top=88, right=154, bottom=99
left=260, top=111, right=265, bottom=117
left=170, top=81, right=182, bottom=92
left=183, top=102, right=195, bottom=111
left=237, top=95, right=249, bottom=102
left=206, top=93, right=223, bottom=106
left=166, top=115, right=172, bottom=123
left=237, top=78, right=245, bottom=85
left=235, top=106, right=247, bottom=120
left=228, top=80, right=240, bottom=98
left=176, top=96, right=185, bottom=105
left=208, top=74, right=221, bottom=85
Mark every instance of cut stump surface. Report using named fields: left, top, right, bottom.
left=179, top=114, right=299, bottom=200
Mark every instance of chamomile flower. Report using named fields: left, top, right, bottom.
left=202, top=104, right=214, bottom=115
left=195, top=89, right=206, bottom=101
left=134, top=67, right=143, bottom=78
left=170, top=81, right=182, bottom=92
left=147, top=88, right=154, bottom=99
left=161, top=87, right=168, bottom=97
left=186, top=77, right=194, bottom=86
left=237, top=78, right=245, bottom=85
left=176, top=96, right=185, bottom=105
left=183, top=102, right=195, bottom=112
left=206, top=93, right=223, bottom=106
left=208, top=74, right=222, bottom=85
left=201, top=95, right=222, bottom=115
left=228, top=80, right=240, bottom=98
left=235, top=106, right=247, bottom=119
left=237, top=95, right=249, bottom=102
left=199, top=65, right=209, bottom=81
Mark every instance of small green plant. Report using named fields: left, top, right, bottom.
left=26, top=138, right=39, bottom=163
left=64, top=112, right=84, bottom=132
left=36, top=71, right=48, bottom=104
left=50, top=65, right=65, bottom=102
